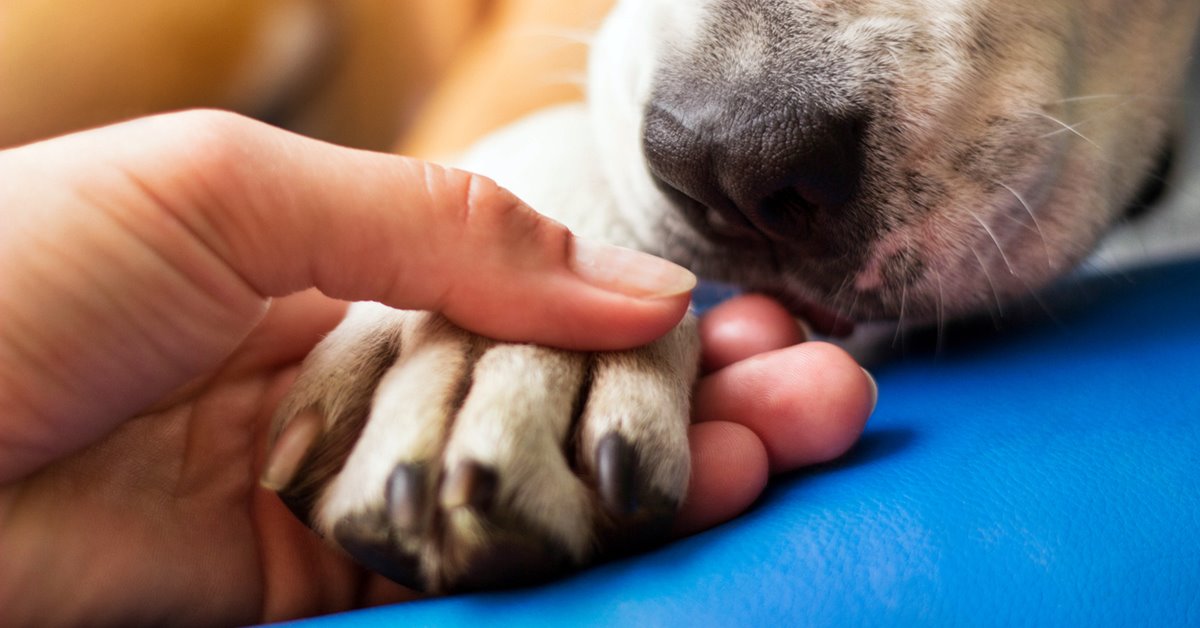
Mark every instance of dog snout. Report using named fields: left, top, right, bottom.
left=642, top=91, right=865, bottom=240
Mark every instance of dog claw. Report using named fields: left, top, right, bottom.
left=440, top=460, right=498, bottom=513
left=333, top=513, right=423, bottom=591
left=386, top=463, right=428, bottom=533
left=595, top=432, right=679, bottom=552
left=596, top=433, right=638, bottom=515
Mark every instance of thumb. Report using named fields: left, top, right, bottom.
left=0, top=111, right=693, bottom=481
left=141, top=110, right=696, bottom=349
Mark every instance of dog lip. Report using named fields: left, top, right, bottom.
left=760, top=287, right=857, bottom=337
left=801, top=301, right=857, bottom=337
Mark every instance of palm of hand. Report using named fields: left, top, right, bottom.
left=0, top=291, right=404, bottom=626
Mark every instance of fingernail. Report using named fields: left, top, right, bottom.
left=261, top=410, right=323, bottom=491
left=862, top=368, right=879, bottom=416
left=570, top=237, right=697, bottom=298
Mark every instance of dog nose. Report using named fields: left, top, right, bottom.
left=642, top=94, right=865, bottom=239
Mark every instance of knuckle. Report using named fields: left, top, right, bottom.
left=146, top=110, right=265, bottom=212
left=159, top=109, right=253, bottom=155
left=148, top=110, right=259, bottom=181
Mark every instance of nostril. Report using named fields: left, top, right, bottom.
left=756, top=186, right=821, bottom=234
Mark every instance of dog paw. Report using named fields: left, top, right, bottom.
left=264, top=302, right=699, bottom=592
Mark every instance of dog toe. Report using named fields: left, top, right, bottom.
left=272, top=308, right=700, bottom=591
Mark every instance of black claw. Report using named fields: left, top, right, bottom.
left=594, top=432, right=682, bottom=554
left=333, top=513, right=424, bottom=591
left=386, top=463, right=427, bottom=533
left=596, top=433, right=638, bottom=515
left=440, top=460, right=499, bottom=513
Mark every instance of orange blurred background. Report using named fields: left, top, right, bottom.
left=0, top=0, right=613, bottom=157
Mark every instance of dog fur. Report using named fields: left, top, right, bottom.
left=266, top=0, right=1200, bottom=592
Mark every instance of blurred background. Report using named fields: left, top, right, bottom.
left=0, top=0, right=611, bottom=157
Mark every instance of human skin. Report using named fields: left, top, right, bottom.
left=0, top=111, right=874, bottom=625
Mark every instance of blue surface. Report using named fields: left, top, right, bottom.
left=288, top=259, right=1200, bottom=627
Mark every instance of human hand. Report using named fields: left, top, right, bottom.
left=0, top=111, right=873, bottom=625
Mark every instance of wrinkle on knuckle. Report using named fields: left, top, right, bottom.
left=96, top=110, right=261, bottom=236
left=157, top=110, right=260, bottom=209
left=458, top=168, right=561, bottom=256
left=108, top=111, right=271, bottom=301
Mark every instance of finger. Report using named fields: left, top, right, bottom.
left=693, top=342, right=876, bottom=473
left=698, top=294, right=807, bottom=373
left=673, top=421, right=769, bottom=537
left=118, top=110, right=694, bottom=350
left=0, top=110, right=693, bottom=481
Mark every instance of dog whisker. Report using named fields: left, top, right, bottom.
left=970, top=246, right=1006, bottom=321
left=1041, top=93, right=1195, bottom=107
left=825, top=270, right=856, bottom=318
left=512, top=26, right=598, bottom=47
left=844, top=281, right=863, bottom=325
left=891, top=281, right=909, bottom=348
left=994, top=180, right=1053, bottom=270
left=967, top=209, right=1017, bottom=276
left=1044, top=93, right=1131, bottom=105
left=1024, top=110, right=1103, bottom=149
left=1024, top=283, right=1065, bottom=328
left=933, top=269, right=947, bottom=356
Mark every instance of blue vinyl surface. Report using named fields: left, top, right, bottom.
left=285, top=259, right=1200, bottom=627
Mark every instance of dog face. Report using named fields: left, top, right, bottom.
left=588, top=0, right=1199, bottom=324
